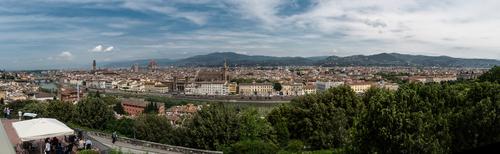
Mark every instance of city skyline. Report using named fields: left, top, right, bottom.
left=1, top=0, right=500, bottom=70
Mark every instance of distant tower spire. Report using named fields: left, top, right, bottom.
left=223, top=58, right=229, bottom=81
left=92, top=60, right=96, bottom=72
left=224, top=58, right=228, bottom=69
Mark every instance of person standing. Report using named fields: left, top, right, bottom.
left=6, top=107, right=10, bottom=119
left=2, top=107, right=6, bottom=118
left=85, top=139, right=92, bottom=150
left=45, top=140, right=51, bottom=154
left=112, top=131, right=117, bottom=144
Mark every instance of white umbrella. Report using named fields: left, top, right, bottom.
left=12, top=118, right=74, bottom=141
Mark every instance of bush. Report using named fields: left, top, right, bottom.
left=284, top=140, right=304, bottom=152
left=229, top=140, right=278, bottom=154
left=77, top=150, right=99, bottom=154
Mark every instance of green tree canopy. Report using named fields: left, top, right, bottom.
left=113, top=102, right=126, bottom=115
left=21, top=102, right=48, bottom=117
left=478, top=66, right=500, bottom=83
left=144, top=102, right=158, bottom=114
left=268, top=85, right=362, bottom=150
left=45, top=100, right=75, bottom=123
left=134, top=114, right=174, bottom=144
left=228, top=140, right=278, bottom=154
left=273, top=83, right=282, bottom=92
left=74, top=96, right=114, bottom=129
left=185, top=104, right=275, bottom=151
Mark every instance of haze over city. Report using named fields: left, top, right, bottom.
left=1, top=0, right=500, bottom=70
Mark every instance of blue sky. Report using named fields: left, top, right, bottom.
left=1, top=0, right=500, bottom=70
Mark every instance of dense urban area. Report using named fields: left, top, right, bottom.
left=1, top=58, right=499, bottom=153
left=3, top=1, right=500, bottom=154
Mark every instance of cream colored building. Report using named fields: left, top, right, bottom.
left=227, top=82, right=238, bottom=94
left=239, top=83, right=273, bottom=96
left=430, top=76, right=457, bottom=83
left=348, top=82, right=373, bottom=93
left=303, top=84, right=317, bottom=95
left=281, top=83, right=304, bottom=96
left=145, top=82, right=169, bottom=93
left=193, top=81, right=228, bottom=95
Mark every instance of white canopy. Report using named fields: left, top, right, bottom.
left=12, top=118, right=74, bottom=141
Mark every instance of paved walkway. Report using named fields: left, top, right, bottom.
left=0, top=118, right=16, bottom=154
left=1, top=119, right=21, bottom=145
left=88, top=134, right=181, bottom=154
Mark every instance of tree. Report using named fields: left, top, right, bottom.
left=267, top=105, right=292, bottom=147
left=273, top=83, right=282, bottom=92
left=238, top=108, right=275, bottom=142
left=113, top=102, right=126, bottom=115
left=106, top=118, right=135, bottom=137
left=478, top=66, right=500, bottom=83
left=144, top=102, right=158, bottom=114
left=0, top=98, right=4, bottom=105
left=134, top=114, right=174, bottom=144
left=74, top=96, right=114, bottom=129
left=229, top=140, right=278, bottom=154
left=185, top=104, right=241, bottom=150
left=185, top=104, right=275, bottom=151
left=45, top=100, right=75, bottom=123
left=446, top=82, right=500, bottom=152
left=268, top=85, right=361, bottom=150
left=21, top=102, right=48, bottom=117
left=7, top=100, right=38, bottom=114
left=102, top=95, right=120, bottom=106
left=354, top=87, right=450, bottom=153
left=283, top=140, right=305, bottom=153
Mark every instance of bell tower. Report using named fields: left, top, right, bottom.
left=223, top=58, right=229, bottom=81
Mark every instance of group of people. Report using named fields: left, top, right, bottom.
left=3, top=107, right=11, bottom=118
left=43, top=137, right=66, bottom=154
left=42, top=135, right=93, bottom=154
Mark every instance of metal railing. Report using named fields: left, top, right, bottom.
left=88, top=131, right=223, bottom=154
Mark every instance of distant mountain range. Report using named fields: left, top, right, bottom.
left=103, top=52, right=500, bottom=68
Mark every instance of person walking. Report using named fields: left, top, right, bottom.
left=112, top=131, right=118, bottom=144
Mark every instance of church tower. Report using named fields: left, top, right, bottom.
left=223, top=58, right=229, bottom=81
left=92, top=60, right=96, bottom=72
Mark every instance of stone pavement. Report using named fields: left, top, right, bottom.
left=1, top=119, right=21, bottom=146
left=88, top=133, right=182, bottom=154
left=0, top=118, right=16, bottom=154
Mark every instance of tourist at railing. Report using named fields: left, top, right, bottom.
left=85, top=138, right=93, bottom=150
left=112, top=131, right=118, bottom=144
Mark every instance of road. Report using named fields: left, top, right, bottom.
left=88, top=133, right=182, bottom=154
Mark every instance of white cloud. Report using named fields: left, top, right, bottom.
left=100, top=32, right=125, bottom=36
left=91, top=45, right=114, bottom=52
left=222, top=0, right=500, bottom=58
left=59, top=51, right=73, bottom=59
left=91, top=45, right=103, bottom=52
left=49, top=51, right=73, bottom=61
left=226, top=0, right=284, bottom=28
left=104, top=46, right=114, bottom=52
left=122, top=1, right=209, bottom=25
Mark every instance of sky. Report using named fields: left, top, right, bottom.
left=1, top=0, right=500, bottom=70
